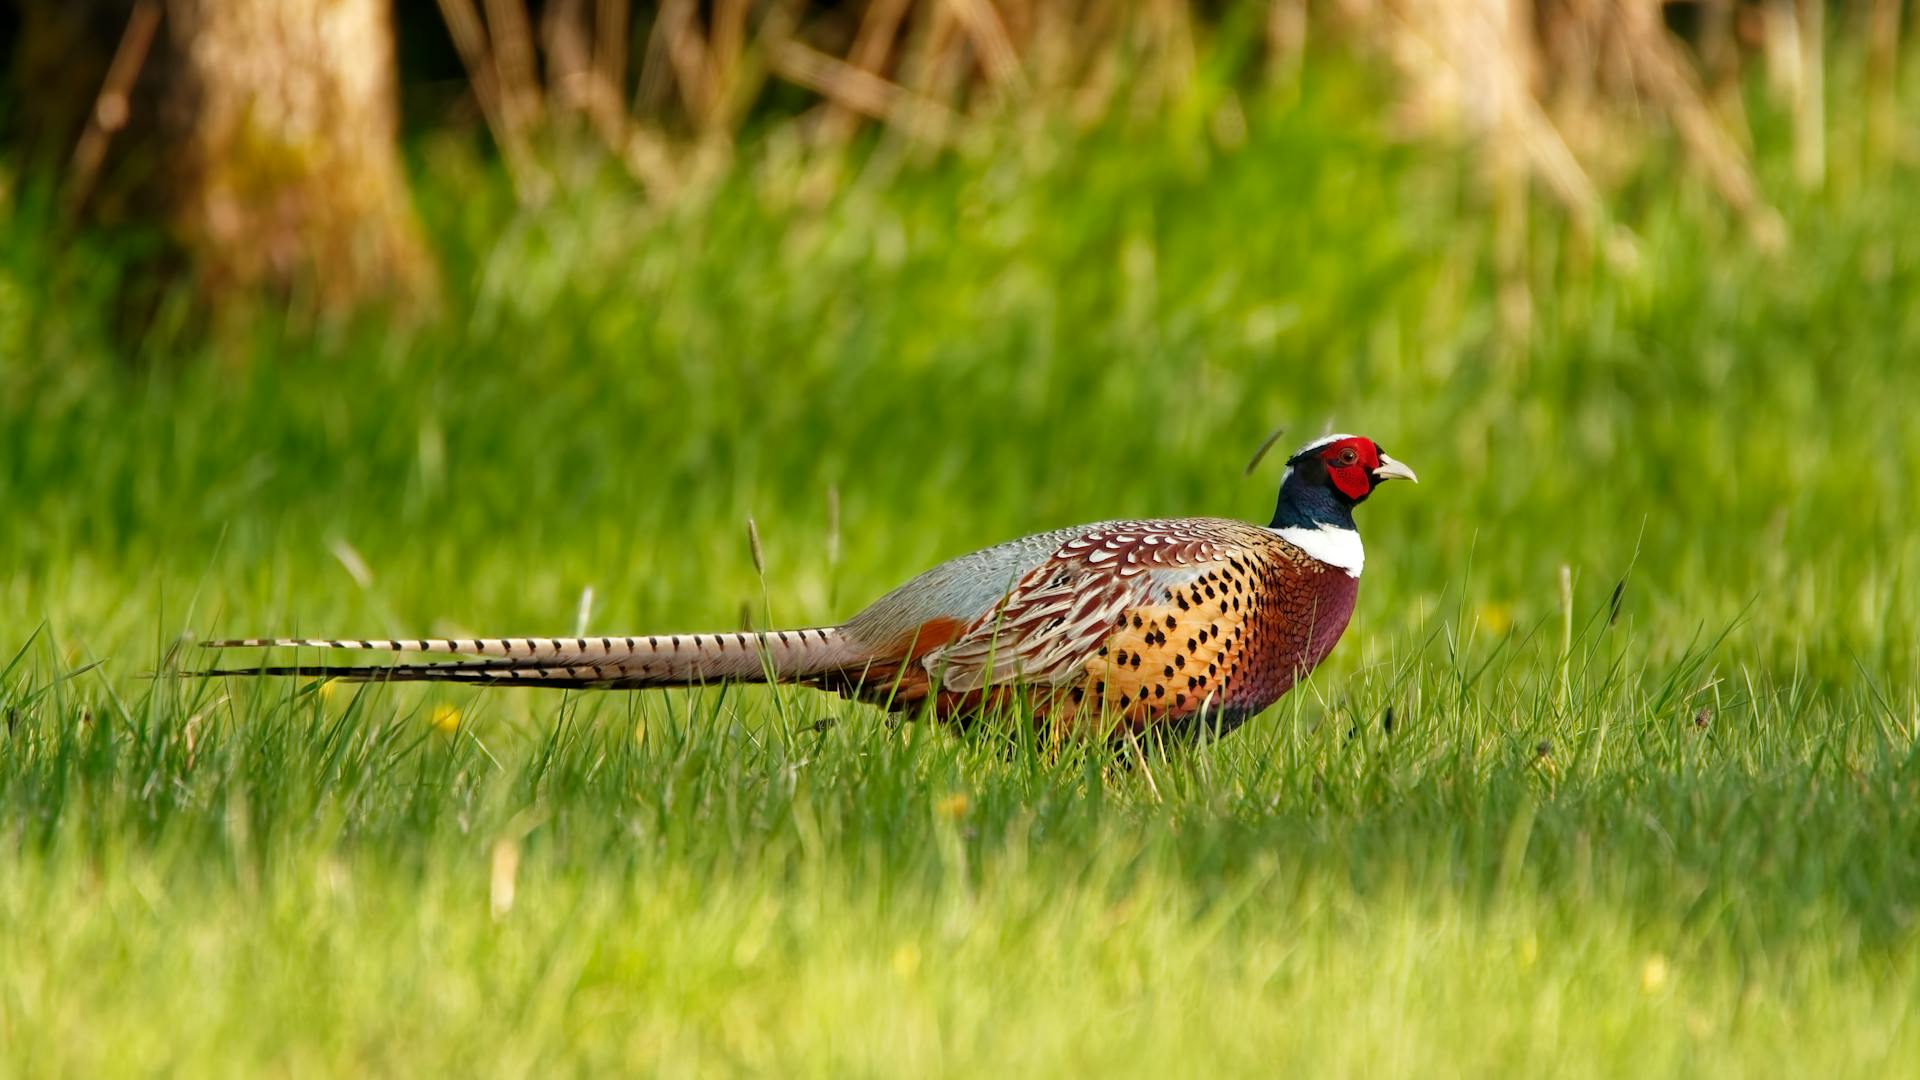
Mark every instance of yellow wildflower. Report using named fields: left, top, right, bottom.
left=1477, top=601, right=1514, bottom=636
left=892, top=943, right=921, bottom=977
left=1641, top=954, right=1670, bottom=993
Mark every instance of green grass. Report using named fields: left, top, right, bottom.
left=3, top=65, right=1920, bottom=1074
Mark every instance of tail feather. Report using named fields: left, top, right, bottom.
left=195, top=627, right=870, bottom=689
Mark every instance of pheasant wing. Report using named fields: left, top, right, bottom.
left=927, top=523, right=1240, bottom=693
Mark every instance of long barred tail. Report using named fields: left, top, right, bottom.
left=195, top=628, right=869, bottom=689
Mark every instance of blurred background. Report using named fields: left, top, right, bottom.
left=6, top=0, right=1902, bottom=307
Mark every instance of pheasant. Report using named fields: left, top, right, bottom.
left=202, top=434, right=1415, bottom=740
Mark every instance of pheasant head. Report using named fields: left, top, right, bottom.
left=1268, top=433, right=1416, bottom=576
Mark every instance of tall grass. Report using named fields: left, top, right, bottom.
left=2, top=56, right=1918, bottom=1074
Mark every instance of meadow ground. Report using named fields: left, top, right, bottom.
left=3, top=66, right=1919, bottom=1074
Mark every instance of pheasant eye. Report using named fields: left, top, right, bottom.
left=1336, top=448, right=1358, bottom=466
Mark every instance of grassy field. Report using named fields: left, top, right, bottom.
left=3, top=64, right=1919, bottom=1074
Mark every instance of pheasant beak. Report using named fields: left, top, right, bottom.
left=1372, top=455, right=1418, bottom=485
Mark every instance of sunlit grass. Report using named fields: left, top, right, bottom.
left=2, top=64, right=1918, bottom=1074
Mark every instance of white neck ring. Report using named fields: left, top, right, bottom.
left=1271, top=524, right=1364, bottom=577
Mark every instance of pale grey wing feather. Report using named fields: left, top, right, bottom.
left=928, top=561, right=1212, bottom=692
left=840, top=522, right=1120, bottom=652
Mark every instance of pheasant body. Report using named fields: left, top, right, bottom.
left=201, top=435, right=1414, bottom=743
left=829, top=518, right=1360, bottom=736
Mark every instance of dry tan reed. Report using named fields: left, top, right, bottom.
left=432, top=0, right=1905, bottom=267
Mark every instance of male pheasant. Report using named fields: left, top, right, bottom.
left=202, top=434, right=1415, bottom=739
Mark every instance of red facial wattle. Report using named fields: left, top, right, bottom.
left=1329, top=465, right=1372, bottom=501
left=1320, top=438, right=1382, bottom=501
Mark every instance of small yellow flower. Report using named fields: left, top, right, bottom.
left=891, top=943, right=921, bottom=977
left=1641, top=954, right=1670, bottom=993
left=318, top=679, right=339, bottom=703
left=1477, top=601, right=1514, bottom=636
left=429, top=704, right=462, bottom=734
left=935, top=793, right=970, bottom=820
